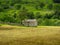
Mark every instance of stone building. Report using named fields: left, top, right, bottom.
left=22, top=19, right=37, bottom=27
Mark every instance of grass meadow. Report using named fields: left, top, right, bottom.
left=0, top=25, right=60, bottom=45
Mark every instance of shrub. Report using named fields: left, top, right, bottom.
left=37, top=18, right=44, bottom=25
left=54, top=20, right=60, bottom=26
left=38, top=19, right=60, bottom=26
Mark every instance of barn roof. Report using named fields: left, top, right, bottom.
left=25, top=19, right=37, bottom=22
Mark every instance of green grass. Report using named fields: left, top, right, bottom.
left=0, top=25, right=60, bottom=45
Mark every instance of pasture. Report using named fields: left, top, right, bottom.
left=0, top=25, right=60, bottom=45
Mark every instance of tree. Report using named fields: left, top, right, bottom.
left=14, top=4, right=21, bottom=10
left=35, top=12, right=42, bottom=19
left=53, top=10, right=60, bottom=19
left=0, top=7, right=4, bottom=12
left=39, top=3, right=45, bottom=9
left=2, top=4, right=9, bottom=9
left=27, top=12, right=35, bottom=19
left=44, top=14, right=53, bottom=19
left=17, top=7, right=28, bottom=24
left=47, top=4, right=53, bottom=10
left=54, top=4, right=60, bottom=10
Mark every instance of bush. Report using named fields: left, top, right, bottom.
left=54, top=20, right=60, bottom=26
left=38, top=19, right=60, bottom=26
left=37, top=18, right=44, bottom=25
left=41, top=19, right=52, bottom=26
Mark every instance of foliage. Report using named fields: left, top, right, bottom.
left=53, top=0, right=60, bottom=3
left=0, top=0, right=60, bottom=26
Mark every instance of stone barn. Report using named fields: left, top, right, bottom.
left=22, top=19, right=37, bottom=27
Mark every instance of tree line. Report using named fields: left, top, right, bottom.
left=0, top=0, right=60, bottom=26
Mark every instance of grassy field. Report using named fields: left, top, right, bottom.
left=0, top=25, right=60, bottom=45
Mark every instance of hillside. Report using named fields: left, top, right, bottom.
left=0, top=0, right=60, bottom=26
